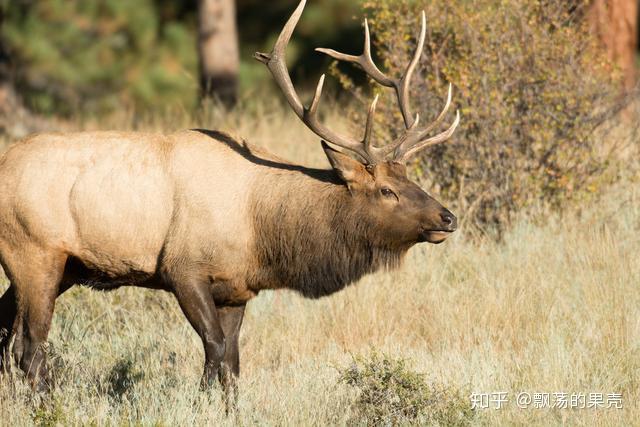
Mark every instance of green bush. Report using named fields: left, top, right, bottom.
left=2, top=0, right=198, bottom=115
left=339, top=353, right=474, bottom=426
left=339, top=0, right=631, bottom=231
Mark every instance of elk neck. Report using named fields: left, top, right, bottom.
left=249, top=166, right=405, bottom=298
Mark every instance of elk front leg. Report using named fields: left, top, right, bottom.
left=217, top=305, right=245, bottom=407
left=172, top=281, right=226, bottom=389
left=2, top=249, right=66, bottom=391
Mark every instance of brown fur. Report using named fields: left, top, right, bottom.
left=249, top=170, right=405, bottom=298
left=0, top=128, right=455, bottom=395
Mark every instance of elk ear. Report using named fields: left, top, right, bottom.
left=322, top=141, right=371, bottom=190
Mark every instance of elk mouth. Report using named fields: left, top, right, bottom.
left=418, top=229, right=453, bottom=244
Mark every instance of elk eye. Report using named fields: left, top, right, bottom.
left=380, top=187, right=397, bottom=199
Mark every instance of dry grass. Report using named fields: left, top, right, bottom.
left=0, top=104, right=638, bottom=425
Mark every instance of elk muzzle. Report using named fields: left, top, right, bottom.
left=419, top=208, right=457, bottom=244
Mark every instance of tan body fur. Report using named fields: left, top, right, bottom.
left=0, top=131, right=266, bottom=303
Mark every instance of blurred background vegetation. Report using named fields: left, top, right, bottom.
left=0, top=0, right=364, bottom=115
left=0, top=0, right=637, bottom=113
left=0, top=0, right=638, bottom=232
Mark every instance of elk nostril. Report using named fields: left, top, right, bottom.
left=441, top=212, right=452, bottom=225
left=440, top=210, right=457, bottom=230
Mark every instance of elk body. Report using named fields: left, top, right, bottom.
left=0, top=0, right=459, bottom=395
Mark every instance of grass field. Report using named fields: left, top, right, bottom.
left=0, top=105, right=638, bottom=425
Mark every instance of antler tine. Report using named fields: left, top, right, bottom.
left=253, top=0, right=306, bottom=117
left=390, top=84, right=456, bottom=161
left=308, top=74, right=326, bottom=115
left=396, top=11, right=426, bottom=129
left=317, top=12, right=426, bottom=130
left=254, top=0, right=373, bottom=163
left=395, top=110, right=460, bottom=162
left=416, top=82, right=453, bottom=138
left=377, top=113, right=420, bottom=158
left=363, top=94, right=379, bottom=154
left=316, top=19, right=393, bottom=87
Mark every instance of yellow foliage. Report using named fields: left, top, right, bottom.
left=350, top=0, right=635, bottom=232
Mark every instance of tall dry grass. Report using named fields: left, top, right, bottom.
left=0, top=103, right=638, bottom=425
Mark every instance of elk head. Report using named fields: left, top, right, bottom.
left=255, top=0, right=460, bottom=245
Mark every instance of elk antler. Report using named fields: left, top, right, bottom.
left=254, top=0, right=459, bottom=164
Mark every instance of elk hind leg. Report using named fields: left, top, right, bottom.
left=217, top=304, right=245, bottom=410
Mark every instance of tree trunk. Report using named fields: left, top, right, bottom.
left=589, top=0, right=638, bottom=91
left=197, top=0, right=239, bottom=107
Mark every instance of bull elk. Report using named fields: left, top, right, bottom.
left=0, top=0, right=459, bottom=397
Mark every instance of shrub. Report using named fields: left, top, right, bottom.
left=105, top=358, right=145, bottom=402
left=338, top=0, right=632, bottom=232
left=339, top=353, right=474, bottom=426
left=31, top=396, right=67, bottom=427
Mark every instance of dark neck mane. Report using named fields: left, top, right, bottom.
left=250, top=168, right=405, bottom=298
